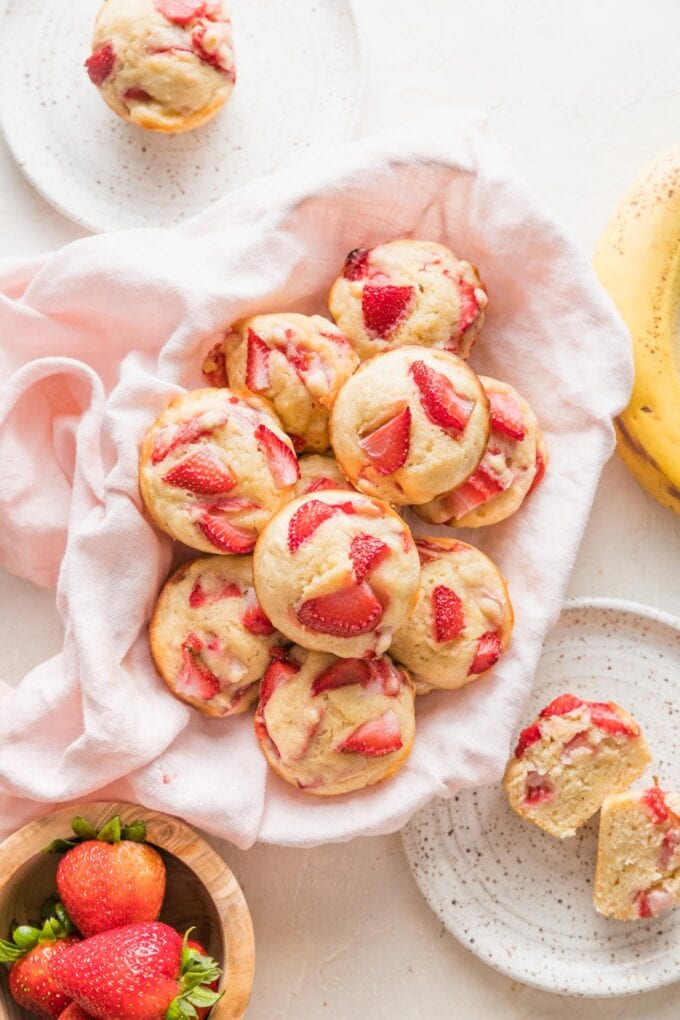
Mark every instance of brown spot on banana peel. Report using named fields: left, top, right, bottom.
left=615, top=415, right=662, bottom=471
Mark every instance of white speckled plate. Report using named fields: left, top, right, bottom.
left=402, top=598, right=680, bottom=997
left=0, top=0, right=363, bottom=233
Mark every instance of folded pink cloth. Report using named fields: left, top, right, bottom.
left=0, top=109, right=632, bottom=847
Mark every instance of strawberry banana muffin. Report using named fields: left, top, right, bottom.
left=330, top=347, right=490, bottom=505
left=253, top=490, right=420, bottom=658
left=85, top=0, right=236, bottom=133
left=214, top=313, right=359, bottom=454
left=328, top=240, right=487, bottom=361
left=390, top=538, right=513, bottom=693
left=294, top=454, right=354, bottom=498
left=504, top=694, right=651, bottom=838
left=254, top=647, right=415, bottom=795
left=415, top=376, right=547, bottom=528
left=150, top=555, right=285, bottom=716
left=139, top=388, right=299, bottom=555
left=595, top=785, right=680, bottom=920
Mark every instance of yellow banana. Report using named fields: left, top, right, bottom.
left=594, top=147, right=680, bottom=515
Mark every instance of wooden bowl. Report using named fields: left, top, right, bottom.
left=0, top=802, right=255, bottom=1019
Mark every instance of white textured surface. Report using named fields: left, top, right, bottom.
left=1, top=0, right=680, bottom=1016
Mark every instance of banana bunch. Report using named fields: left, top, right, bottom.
left=594, top=147, right=680, bottom=515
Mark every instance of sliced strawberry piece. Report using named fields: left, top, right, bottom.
left=192, top=21, right=234, bottom=74
left=338, top=710, right=402, bottom=756
left=489, top=391, right=527, bottom=441
left=660, top=830, right=679, bottom=870
left=431, top=585, right=465, bottom=643
left=343, top=248, right=370, bottom=281
left=124, top=87, right=153, bottom=102
left=289, top=433, right=306, bottom=453
left=350, top=534, right=389, bottom=582
left=311, top=658, right=371, bottom=696
left=444, top=463, right=508, bottom=519
left=245, top=330, right=271, bottom=392
left=242, top=586, right=275, bottom=635
left=195, top=509, right=257, bottom=554
left=162, top=448, right=236, bottom=495
left=589, top=702, right=638, bottom=736
left=642, top=787, right=669, bottom=825
left=188, top=577, right=241, bottom=608
left=177, top=633, right=221, bottom=700
left=524, top=771, right=554, bottom=805
left=305, top=475, right=341, bottom=493
left=85, top=42, right=116, bottom=85
left=202, top=340, right=228, bottom=387
left=540, top=694, right=584, bottom=718
left=362, top=285, right=414, bottom=337
left=457, top=278, right=480, bottom=334
left=529, top=445, right=548, bottom=494
left=635, top=888, right=675, bottom=918
left=152, top=414, right=226, bottom=464
left=154, top=0, right=218, bottom=25
left=297, top=581, right=383, bottom=637
left=514, top=722, right=542, bottom=759
left=288, top=500, right=338, bottom=552
left=259, top=657, right=300, bottom=709
left=410, top=359, right=473, bottom=432
left=255, top=424, right=300, bottom=488
left=468, top=630, right=502, bottom=674
left=359, top=406, right=411, bottom=476
left=364, top=658, right=403, bottom=696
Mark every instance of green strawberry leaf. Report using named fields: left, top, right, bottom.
left=173, top=928, right=223, bottom=1018
left=71, top=816, right=98, bottom=840
left=121, top=820, right=147, bottom=842
left=44, top=837, right=79, bottom=853
left=187, top=987, right=223, bottom=1007
left=96, top=815, right=122, bottom=844
left=0, top=922, right=42, bottom=963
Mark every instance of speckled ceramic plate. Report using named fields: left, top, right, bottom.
left=402, top=598, right=680, bottom=997
left=0, top=0, right=363, bottom=233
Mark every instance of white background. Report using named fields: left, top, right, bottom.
left=2, top=1, right=680, bottom=1016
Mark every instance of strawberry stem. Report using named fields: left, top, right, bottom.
left=45, top=815, right=148, bottom=852
left=0, top=901, right=72, bottom=964
left=165, top=931, right=223, bottom=1019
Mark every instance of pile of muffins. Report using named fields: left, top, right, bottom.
left=140, top=239, right=548, bottom=797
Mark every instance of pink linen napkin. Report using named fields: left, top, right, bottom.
left=0, top=108, right=632, bottom=847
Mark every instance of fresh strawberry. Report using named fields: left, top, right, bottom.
left=588, top=702, right=638, bottom=736
left=288, top=499, right=338, bottom=551
left=245, top=330, right=271, bottom=392
left=154, top=0, right=219, bottom=25
left=59, top=1005, right=94, bottom=1019
left=514, top=723, right=542, bottom=759
left=152, top=415, right=227, bottom=465
left=259, top=658, right=299, bottom=709
left=85, top=42, right=116, bottom=86
left=342, top=248, right=369, bottom=281
left=188, top=577, right=241, bottom=608
left=186, top=939, right=220, bottom=1020
left=162, top=449, right=236, bottom=495
left=410, top=360, right=473, bottom=432
left=242, top=587, right=275, bottom=635
left=177, top=634, right=221, bottom=700
left=359, top=407, right=411, bottom=476
left=255, top=425, right=300, bottom=487
left=350, top=534, right=389, bottom=582
left=524, top=772, right=554, bottom=805
left=642, top=787, right=669, bottom=825
left=529, top=446, right=547, bottom=494
left=297, top=582, right=383, bottom=637
left=468, top=630, right=502, bottom=674
left=362, top=285, right=414, bottom=337
left=49, top=923, right=222, bottom=1020
left=194, top=507, right=257, bottom=554
left=311, top=658, right=371, bottom=696
left=0, top=903, right=79, bottom=1018
left=47, top=816, right=166, bottom=940
left=457, top=278, right=480, bottom=334
left=202, top=341, right=228, bottom=387
left=431, top=585, right=465, bottom=643
left=338, top=710, right=402, bottom=756
left=488, top=391, right=526, bottom=441
left=444, top=462, right=507, bottom=518
left=539, top=694, right=583, bottom=718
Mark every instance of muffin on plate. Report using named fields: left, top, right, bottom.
left=85, top=0, right=236, bottom=133
left=139, top=388, right=299, bottom=554
left=330, top=347, right=490, bottom=505
left=254, top=646, right=416, bottom=795
left=328, top=239, right=487, bottom=360
left=294, top=454, right=355, bottom=498
left=390, top=537, right=513, bottom=693
left=415, top=376, right=547, bottom=528
left=215, top=313, right=359, bottom=454
left=253, top=489, right=420, bottom=659
left=150, top=555, right=286, bottom=716
left=503, top=694, right=651, bottom=838
left=594, top=785, right=680, bottom=920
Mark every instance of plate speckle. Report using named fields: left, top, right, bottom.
left=0, top=0, right=363, bottom=232
left=402, top=598, right=680, bottom=997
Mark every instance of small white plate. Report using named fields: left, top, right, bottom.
left=402, top=598, right=680, bottom=997
left=0, top=0, right=363, bottom=233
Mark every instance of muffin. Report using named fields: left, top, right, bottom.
left=294, top=454, right=354, bottom=498
left=85, top=0, right=236, bottom=133
left=328, top=239, right=487, bottom=360
left=253, top=646, right=415, bottom=795
left=415, top=376, right=546, bottom=528
left=212, top=313, right=359, bottom=454
left=594, top=785, right=680, bottom=920
left=150, top=555, right=286, bottom=716
left=139, top=388, right=299, bottom=554
left=390, top=537, right=513, bottom=693
left=330, top=347, right=490, bottom=505
left=253, top=490, right=420, bottom=658
left=503, top=694, right=651, bottom=838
